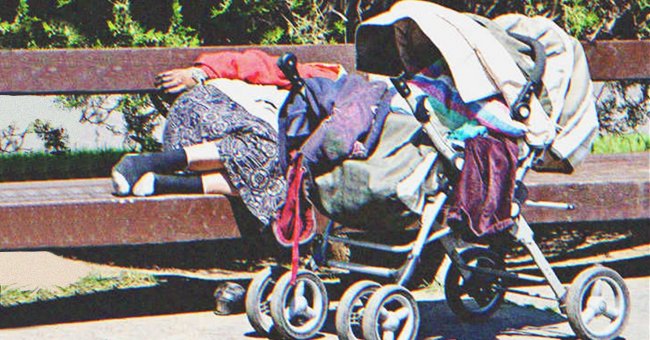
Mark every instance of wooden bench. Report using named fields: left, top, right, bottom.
left=0, top=41, right=647, bottom=250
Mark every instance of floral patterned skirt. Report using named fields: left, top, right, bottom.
left=163, top=84, right=286, bottom=226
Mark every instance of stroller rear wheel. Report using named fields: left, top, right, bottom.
left=270, top=270, right=329, bottom=339
left=361, top=285, right=419, bottom=340
left=565, top=265, right=630, bottom=340
left=336, top=280, right=381, bottom=340
left=245, top=267, right=277, bottom=336
left=444, top=247, right=505, bottom=321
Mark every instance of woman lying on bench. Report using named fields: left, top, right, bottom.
left=111, top=49, right=342, bottom=226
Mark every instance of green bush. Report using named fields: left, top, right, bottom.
left=591, top=133, right=650, bottom=154
left=0, top=149, right=127, bottom=182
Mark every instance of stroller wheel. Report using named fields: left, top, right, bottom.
left=336, top=280, right=381, bottom=340
left=444, top=247, right=505, bottom=321
left=270, top=270, right=329, bottom=339
left=565, top=265, right=630, bottom=340
left=245, top=267, right=277, bottom=336
left=361, top=285, right=419, bottom=340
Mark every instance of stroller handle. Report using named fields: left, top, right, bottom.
left=277, top=52, right=305, bottom=89
left=508, top=33, right=547, bottom=121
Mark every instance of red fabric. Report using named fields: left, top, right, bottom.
left=273, top=155, right=315, bottom=284
left=194, top=49, right=341, bottom=89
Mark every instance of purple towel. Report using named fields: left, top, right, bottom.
left=448, top=135, right=519, bottom=237
left=299, top=74, right=389, bottom=172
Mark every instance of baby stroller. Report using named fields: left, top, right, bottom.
left=244, top=2, right=630, bottom=340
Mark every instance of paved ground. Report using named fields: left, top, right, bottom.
left=0, top=268, right=647, bottom=339
left=0, top=234, right=647, bottom=340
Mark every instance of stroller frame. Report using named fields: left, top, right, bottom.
left=245, top=54, right=630, bottom=340
left=319, top=149, right=568, bottom=301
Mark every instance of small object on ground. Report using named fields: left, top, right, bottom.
left=213, top=281, right=246, bottom=315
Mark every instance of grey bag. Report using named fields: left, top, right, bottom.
left=314, top=114, right=443, bottom=229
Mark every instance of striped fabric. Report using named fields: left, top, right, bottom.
left=404, top=60, right=527, bottom=138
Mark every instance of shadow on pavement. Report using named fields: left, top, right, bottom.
left=0, top=276, right=229, bottom=329
left=416, top=301, right=570, bottom=340
left=307, top=300, right=569, bottom=340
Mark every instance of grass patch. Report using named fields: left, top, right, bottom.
left=0, top=271, right=158, bottom=307
left=0, top=148, right=128, bottom=182
left=592, top=133, right=650, bottom=154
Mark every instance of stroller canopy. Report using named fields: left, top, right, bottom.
left=355, top=0, right=554, bottom=148
left=355, top=0, right=599, bottom=171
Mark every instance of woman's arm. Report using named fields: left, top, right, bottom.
left=154, top=67, right=208, bottom=94
left=154, top=49, right=341, bottom=93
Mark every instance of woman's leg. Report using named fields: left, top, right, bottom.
left=112, top=148, right=188, bottom=196
left=184, top=142, right=225, bottom=172
left=112, top=141, right=224, bottom=196
left=132, top=170, right=237, bottom=197
left=201, top=172, right=238, bottom=196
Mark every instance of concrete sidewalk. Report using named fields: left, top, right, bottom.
left=0, top=276, right=646, bottom=340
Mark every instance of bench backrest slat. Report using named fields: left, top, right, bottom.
left=0, top=44, right=356, bottom=95
left=583, top=40, right=649, bottom=81
left=0, top=41, right=647, bottom=95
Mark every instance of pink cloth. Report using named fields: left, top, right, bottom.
left=195, top=49, right=342, bottom=89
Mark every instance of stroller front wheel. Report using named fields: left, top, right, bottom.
left=361, top=284, right=419, bottom=340
left=270, top=270, right=329, bottom=339
left=245, top=267, right=277, bottom=336
left=565, top=265, right=630, bottom=340
left=336, top=280, right=382, bottom=340
left=444, top=247, right=506, bottom=321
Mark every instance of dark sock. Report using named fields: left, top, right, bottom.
left=154, top=173, right=204, bottom=195
left=112, top=148, right=188, bottom=195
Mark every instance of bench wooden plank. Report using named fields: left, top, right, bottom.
left=0, top=179, right=243, bottom=250
left=524, top=153, right=649, bottom=223
left=0, top=40, right=647, bottom=95
left=0, top=44, right=356, bottom=95
left=0, top=153, right=646, bottom=250
left=583, top=40, right=650, bottom=81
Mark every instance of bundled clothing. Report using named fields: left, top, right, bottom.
left=408, top=61, right=525, bottom=138
left=274, top=74, right=391, bottom=247
left=164, top=50, right=341, bottom=227
left=282, top=74, right=390, bottom=172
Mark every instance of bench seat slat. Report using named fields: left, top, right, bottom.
left=0, top=153, right=646, bottom=250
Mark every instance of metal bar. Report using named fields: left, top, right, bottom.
left=424, top=226, right=452, bottom=244
left=397, top=192, right=447, bottom=286
left=328, top=236, right=414, bottom=254
left=510, top=216, right=567, bottom=300
left=525, top=200, right=575, bottom=210
left=327, top=260, right=398, bottom=278
left=452, top=259, right=547, bottom=284
left=506, top=288, right=559, bottom=301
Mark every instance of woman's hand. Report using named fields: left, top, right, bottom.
left=154, top=67, right=203, bottom=94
